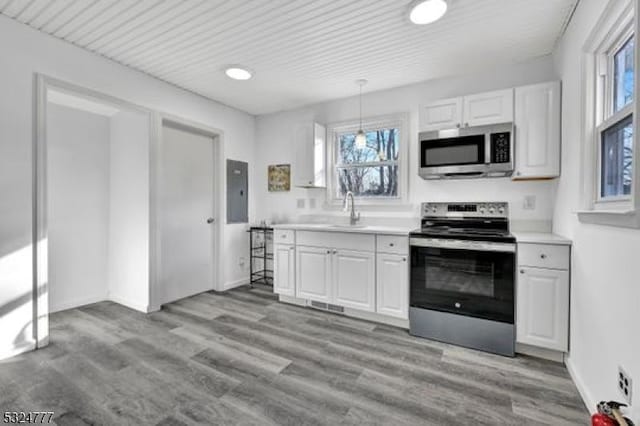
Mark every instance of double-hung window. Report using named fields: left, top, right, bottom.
left=597, top=32, right=635, bottom=201
left=327, top=114, right=408, bottom=204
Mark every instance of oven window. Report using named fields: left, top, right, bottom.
left=426, top=255, right=495, bottom=297
left=410, top=245, right=515, bottom=323
left=421, top=135, right=485, bottom=167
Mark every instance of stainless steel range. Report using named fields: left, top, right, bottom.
left=409, top=202, right=516, bottom=356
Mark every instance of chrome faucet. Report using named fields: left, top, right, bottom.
left=343, top=191, right=361, bottom=225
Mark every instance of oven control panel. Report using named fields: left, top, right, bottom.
left=422, top=202, right=508, bottom=218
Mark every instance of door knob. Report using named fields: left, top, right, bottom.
left=206, top=218, right=215, bottom=224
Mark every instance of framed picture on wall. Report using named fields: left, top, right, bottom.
left=268, top=164, right=291, bottom=192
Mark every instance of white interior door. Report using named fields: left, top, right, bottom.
left=161, top=125, right=216, bottom=304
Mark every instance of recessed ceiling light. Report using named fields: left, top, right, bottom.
left=409, top=0, right=447, bottom=25
left=225, top=66, right=253, bottom=80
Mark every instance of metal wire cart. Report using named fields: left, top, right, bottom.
left=248, top=226, right=273, bottom=286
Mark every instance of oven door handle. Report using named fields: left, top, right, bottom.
left=410, top=238, right=516, bottom=253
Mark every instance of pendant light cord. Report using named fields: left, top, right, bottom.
left=359, top=83, right=362, bottom=130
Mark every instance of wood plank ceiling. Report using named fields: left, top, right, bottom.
left=0, top=0, right=578, bottom=115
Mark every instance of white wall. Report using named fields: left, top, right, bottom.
left=553, top=0, right=640, bottom=420
left=47, top=104, right=110, bottom=313
left=255, top=56, right=558, bottom=230
left=0, top=15, right=255, bottom=360
left=108, top=110, right=151, bottom=312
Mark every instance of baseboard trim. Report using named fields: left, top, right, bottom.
left=277, top=295, right=409, bottom=329
left=516, top=343, right=565, bottom=363
left=50, top=294, right=107, bottom=313
left=223, top=278, right=249, bottom=291
left=565, top=357, right=596, bottom=415
left=0, top=341, right=36, bottom=361
left=108, top=295, right=151, bottom=313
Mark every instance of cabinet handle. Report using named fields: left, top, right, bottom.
left=389, top=243, right=395, bottom=247
left=540, top=254, right=547, bottom=259
left=516, top=171, right=522, bottom=176
left=333, top=249, right=338, bottom=254
left=326, top=250, right=331, bottom=254
left=402, top=257, right=407, bottom=262
left=456, top=123, right=461, bottom=128
left=289, top=247, right=294, bottom=251
left=465, top=122, right=469, bottom=127
left=520, top=269, right=525, bottom=274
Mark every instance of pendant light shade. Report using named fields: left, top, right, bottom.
left=355, top=129, right=367, bottom=149
left=355, top=79, right=368, bottom=149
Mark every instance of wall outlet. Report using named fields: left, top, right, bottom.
left=523, top=195, right=536, bottom=210
left=239, top=257, right=246, bottom=268
left=296, top=198, right=305, bottom=209
left=309, top=198, right=317, bottom=209
left=618, top=366, right=633, bottom=405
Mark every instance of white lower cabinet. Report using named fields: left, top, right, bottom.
left=376, top=253, right=409, bottom=319
left=273, top=244, right=295, bottom=297
left=333, top=250, right=375, bottom=312
left=296, top=246, right=332, bottom=303
left=517, top=265, right=570, bottom=352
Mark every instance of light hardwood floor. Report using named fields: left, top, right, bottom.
left=0, top=285, right=588, bottom=425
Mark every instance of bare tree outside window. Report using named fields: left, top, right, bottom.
left=335, top=128, right=399, bottom=198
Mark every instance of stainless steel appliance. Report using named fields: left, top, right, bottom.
left=409, top=202, right=516, bottom=356
left=419, top=123, right=514, bottom=179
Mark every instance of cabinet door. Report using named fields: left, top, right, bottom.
left=463, top=89, right=514, bottom=127
left=517, top=267, right=569, bottom=352
left=513, top=81, right=561, bottom=179
left=376, top=253, right=409, bottom=319
left=294, top=122, right=326, bottom=188
left=333, top=250, right=375, bottom=312
left=296, top=246, right=332, bottom=302
left=273, top=244, right=295, bottom=297
left=419, top=97, right=463, bottom=131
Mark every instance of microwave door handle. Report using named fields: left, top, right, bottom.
left=485, top=133, right=491, bottom=164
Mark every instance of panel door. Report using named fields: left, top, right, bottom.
left=161, top=125, right=216, bottom=304
left=274, top=244, right=295, bottom=297
left=463, top=89, right=514, bottom=127
left=296, top=246, right=332, bottom=303
left=419, top=97, right=463, bottom=131
left=333, top=249, right=375, bottom=312
left=513, top=81, right=561, bottom=179
left=516, top=267, right=569, bottom=352
left=376, top=253, right=409, bottom=319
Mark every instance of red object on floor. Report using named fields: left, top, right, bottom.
left=591, top=413, right=616, bottom=426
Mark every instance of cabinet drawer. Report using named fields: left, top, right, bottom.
left=518, top=243, right=569, bottom=270
left=377, top=235, right=408, bottom=254
left=296, top=231, right=374, bottom=252
left=274, top=229, right=295, bottom=244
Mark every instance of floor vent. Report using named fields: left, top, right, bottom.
left=309, top=301, right=344, bottom=314
left=327, top=304, right=345, bottom=313
left=310, top=301, right=328, bottom=310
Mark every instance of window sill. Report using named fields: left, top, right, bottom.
left=576, top=208, right=640, bottom=228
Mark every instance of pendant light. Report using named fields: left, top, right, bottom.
left=355, top=79, right=368, bottom=149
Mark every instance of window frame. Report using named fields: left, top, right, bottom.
left=326, top=113, right=409, bottom=207
left=595, top=23, right=634, bottom=205
left=578, top=0, right=640, bottom=227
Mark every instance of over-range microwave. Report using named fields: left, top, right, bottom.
left=419, top=123, right=514, bottom=179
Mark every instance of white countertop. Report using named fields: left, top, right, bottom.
left=272, top=223, right=413, bottom=236
left=512, top=232, right=572, bottom=245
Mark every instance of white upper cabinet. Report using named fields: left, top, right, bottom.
left=294, top=122, right=326, bottom=188
left=462, top=89, right=514, bottom=127
left=419, top=97, right=463, bottom=131
left=333, top=250, right=375, bottom=312
left=420, top=89, right=513, bottom=131
left=513, top=81, right=561, bottom=179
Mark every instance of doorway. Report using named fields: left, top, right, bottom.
left=158, top=120, right=222, bottom=305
